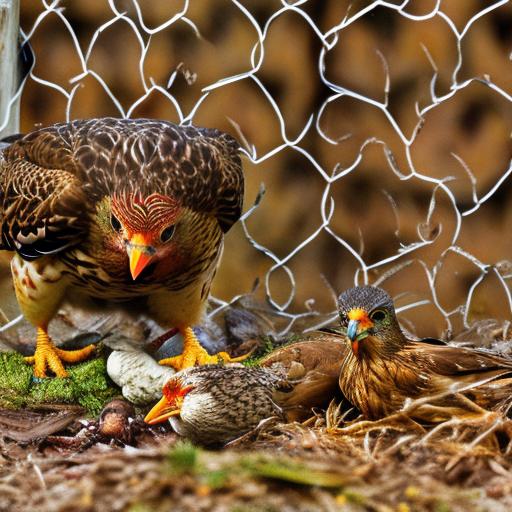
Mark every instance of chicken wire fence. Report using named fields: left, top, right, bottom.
left=3, top=0, right=512, bottom=338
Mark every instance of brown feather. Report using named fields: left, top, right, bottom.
left=0, top=118, right=244, bottom=346
left=337, top=286, right=512, bottom=421
left=261, top=334, right=348, bottom=420
left=2, top=118, right=243, bottom=234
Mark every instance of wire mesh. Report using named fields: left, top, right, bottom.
left=7, top=0, right=512, bottom=338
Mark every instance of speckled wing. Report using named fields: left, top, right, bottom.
left=0, top=117, right=244, bottom=258
left=31, top=117, right=244, bottom=234
left=0, top=133, right=88, bottom=259
left=142, top=122, right=244, bottom=233
left=163, top=124, right=244, bottom=234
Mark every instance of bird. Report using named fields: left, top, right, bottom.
left=144, top=364, right=291, bottom=445
left=259, top=334, right=348, bottom=421
left=144, top=335, right=348, bottom=444
left=0, top=117, right=245, bottom=378
left=337, top=285, right=512, bottom=422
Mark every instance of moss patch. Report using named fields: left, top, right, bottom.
left=0, top=352, right=33, bottom=408
left=243, top=333, right=303, bottom=367
left=0, top=351, right=119, bottom=416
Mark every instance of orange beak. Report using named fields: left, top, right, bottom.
left=347, top=308, right=374, bottom=357
left=128, top=233, right=155, bottom=280
left=144, top=395, right=181, bottom=425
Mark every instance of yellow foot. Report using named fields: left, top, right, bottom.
left=158, top=326, right=251, bottom=371
left=24, top=327, right=96, bottom=378
left=159, top=349, right=249, bottom=371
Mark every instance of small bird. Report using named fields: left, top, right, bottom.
left=144, top=365, right=291, bottom=445
left=337, top=285, right=512, bottom=421
left=0, top=118, right=245, bottom=377
left=144, top=335, right=348, bottom=444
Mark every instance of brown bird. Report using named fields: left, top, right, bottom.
left=145, top=335, right=348, bottom=444
left=144, top=364, right=291, bottom=445
left=260, top=334, right=348, bottom=421
left=337, top=286, right=512, bottom=421
left=0, top=118, right=245, bottom=377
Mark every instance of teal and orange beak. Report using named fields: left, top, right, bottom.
left=127, top=233, right=156, bottom=280
left=144, top=394, right=180, bottom=425
left=346, top=308, right=374, bottom=357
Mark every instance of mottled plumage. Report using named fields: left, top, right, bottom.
left=145, top=365, right=290, bottom=445
left=338, top=286, right=512, bottom=421
left=0, top=117, right=244, bottom=377
left=145, top=335, right=349, bottom=444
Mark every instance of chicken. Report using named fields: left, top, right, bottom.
left=144, top=364, right=290, bottom=445
left=144, top=334, right=348, bottom=444
left=0, top=117, right=245, bottom=377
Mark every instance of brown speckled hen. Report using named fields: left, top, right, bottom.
left=144, top=365, right=290, bottom=445
left=0, top=118, right=244, bottom=377
left=337, top=286, right=512, bottom=421
left=145, top=336, right=349, bottom=444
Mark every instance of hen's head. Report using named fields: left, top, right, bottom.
left=98, top=192, right=183, bottom=280
left=144, top=375, right=194, bottom=425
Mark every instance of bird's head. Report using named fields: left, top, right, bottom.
left=144, top=376, right=195, bottom=425
left=101, top=192, right=183, bottom=280
left=337, top=286, right=405, bottom=359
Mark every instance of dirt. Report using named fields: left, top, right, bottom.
left=0, top=383, right=511, bottom=512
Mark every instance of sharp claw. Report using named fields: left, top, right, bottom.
left=159, top=348, right=254, bottom=371
left=158, top=327, right=254, bottom=371
left=25, top=328, right=95, bottom=378
left=217, top=349, right=254, bottom=363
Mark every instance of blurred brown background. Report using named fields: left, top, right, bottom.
left=16, top=0, right=512, bottom=337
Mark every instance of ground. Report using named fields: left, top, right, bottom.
left=1, top=411, right=512, bottom=511
left=0, top=304, right=511, bottom=511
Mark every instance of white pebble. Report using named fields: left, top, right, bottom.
left=107, top=350, right=175, bottom=404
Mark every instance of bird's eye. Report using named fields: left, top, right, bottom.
left=110, top=214, right=122, bottom=232
left=370, top=309, right=386, bottom=322
left=160, top=225, right=175, bottom=243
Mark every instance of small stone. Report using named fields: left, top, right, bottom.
left=107, top=350, right=175, bottom=404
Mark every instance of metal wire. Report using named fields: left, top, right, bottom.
left=12, top=0, right=512, bottom=336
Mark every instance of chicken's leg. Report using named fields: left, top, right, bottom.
left=158, top=326, right=249, bottom=370
left=25, top=326, right=95, bottom=378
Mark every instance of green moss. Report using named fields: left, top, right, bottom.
left=0, top=352, right=33, bottom=394
left=241, top=456, right=348, bottom=487
left=166, top=441, right=200, bottom=475
left=31, top=375, right=75, bottom=403
left=0, top=351, right=119, bottom=416
left=0, top=353, right=34, bottom=409
left=67, top=356, right=119, bottom=414
left=243, top=334, right=302, bottom=368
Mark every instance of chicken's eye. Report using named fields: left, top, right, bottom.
left=160, top=225, right=175, bottom=243
left=110, top=214, right=122, bottom=232
left=370, top=309, right=386, bottom=322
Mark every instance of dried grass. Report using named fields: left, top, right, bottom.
left=0, top=399, right=511, bottom=512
